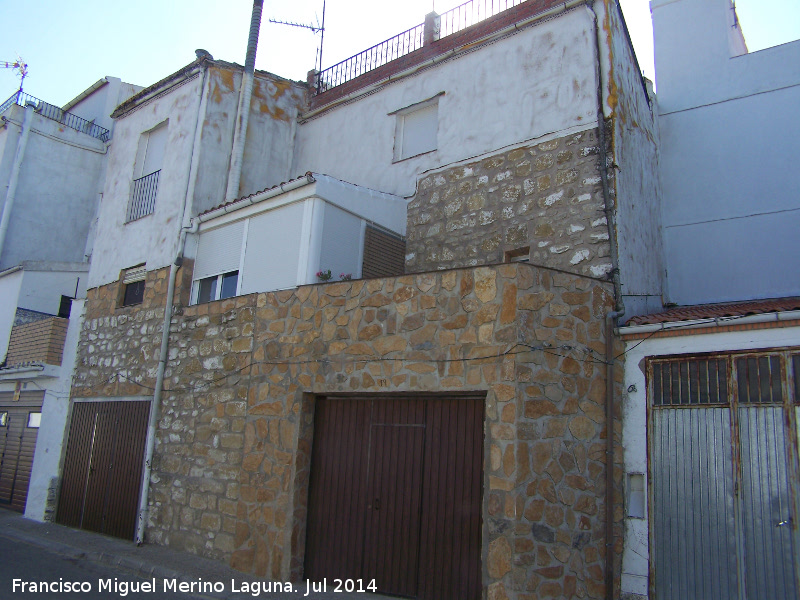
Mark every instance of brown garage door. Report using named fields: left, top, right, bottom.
left=0, top=391, right=44, bottom=512
left=56, top=400, right=150, bottom=540
left=305, top=394, right=484, bottom=600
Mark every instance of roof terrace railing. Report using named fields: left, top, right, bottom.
left=316, top=22, right=426, bottom=94
left=439, top=0, right=526, bottom=37
left=0, top=90, right=110, bottom=142
left=315, top=0, right=527, bottom=94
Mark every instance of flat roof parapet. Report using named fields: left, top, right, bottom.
left=310, top=0, right=565, bottom=111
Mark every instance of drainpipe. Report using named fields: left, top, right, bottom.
left=587, top=3, right=625, bottom=599
left=225, top=0, right=263, bottom=202
left=0, top=103, right=34, bottom=263
left=135, top=56, right=211, bottom=545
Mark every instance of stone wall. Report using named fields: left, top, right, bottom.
left=93, top=263, right=626, bottom=600
left=406, top=129, right=614, bottom=280
left=72, top=262, right=193, bottom=398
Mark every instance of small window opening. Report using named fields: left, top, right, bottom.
left=120, top=265, right=146, bottom=307
left=58, top=295, right=73, bottom=318
left=392, top=94, right=442, bottom=162
left=195, top=271, right=239, bottom=304
left=27, top=412, right=41, bottom=428
left=627, top=473, right=645, bottom=519
left=504, top=246, right=530, bottom=263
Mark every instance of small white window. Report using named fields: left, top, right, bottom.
left=392, top=95, right=441, bottom=162
left=195, top=271, right=239, bottom=304
left=192, top=220, right=245, bottom=304
left=120, top=264, right=146, bottom=307
left=0, top=412, right=7, bottom=426
left=27, top=412, right=42, bottom=428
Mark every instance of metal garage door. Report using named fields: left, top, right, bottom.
left=650, top=352, right=800, bottom=600
left=56, top=399, right=150, bottom=540
left=0, top=391, right=44, bottom=512
left=305, top=394, right=484, bottom=600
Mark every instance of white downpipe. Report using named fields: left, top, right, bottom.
left=0, top=104, right=34, bottom=262
left=135, top=62, right=211, bottom=545
left=225, top=0, right=263, bottom=202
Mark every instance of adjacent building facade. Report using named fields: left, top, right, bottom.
left=0, top=78, right=139, bottom=519
left=619, top=1, right=800, bottom=599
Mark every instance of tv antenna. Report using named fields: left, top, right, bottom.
left=2, top=57, right=28, bottom=93
left=269, top=0, right=326, bottom=71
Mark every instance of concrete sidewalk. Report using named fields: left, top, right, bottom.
left=0, top=509, right=392, bottom=600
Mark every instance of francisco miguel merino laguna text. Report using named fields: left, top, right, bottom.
left=11, top=577, right=378, bottom=596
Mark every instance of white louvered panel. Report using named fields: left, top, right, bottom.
left=194, top=221, right=245, bottom=280
left=122, top=264, right=146, bottom=284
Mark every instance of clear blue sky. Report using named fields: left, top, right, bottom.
left=1, top=0, right=797, bottom=107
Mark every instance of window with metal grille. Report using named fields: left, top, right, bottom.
left=793, top=355, right=800, bottom=403
left=651, top=358, right=729, bottom=406
left=126, top=122, right=167, bottom=222
left=736, top=355, right=783, bottom=404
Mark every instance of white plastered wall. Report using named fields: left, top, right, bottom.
left=88, top=75, right=204, bottom=288
left=293, top=8, right=599, bottom=198
left=0, top=269, right=23, bottom=360
left=652, top=0, right=800, bottom=305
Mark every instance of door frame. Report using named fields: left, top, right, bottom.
left=646, top=348, right=800, bottom=599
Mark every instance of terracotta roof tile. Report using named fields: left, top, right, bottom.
left=626, top=297, right=800, bottom=325
left=197, top=172, right=315, bottom=217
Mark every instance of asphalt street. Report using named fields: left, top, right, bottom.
left=0, top=536, right=204, bottom=599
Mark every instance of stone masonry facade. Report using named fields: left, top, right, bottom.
left=72, top=263, right=623, bottom=599
left=406, top=128, right=614, bottom=280
left=72, top=263, right=193, bottom=398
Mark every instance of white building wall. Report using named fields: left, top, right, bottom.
left=601, top=1, right=664, bottom=318
left=0, top=103, right=107, bottom=270
left=620, top=324, right=800, bottom=598
left=89, top=74, right=204, bottom=288
left=318, top=203, right=364, bottom=281
left=0, top=269, right=23, bottom=360
left=16, top=266, right=89, bottom=316
left=659, top=84, right=800, bottom=304
left=293, top=8, right=599, bottom=198
left=652, top=0, right=800, bottom=305
left=190, top=68, right=306, bottom=217
left=23, top=298, right=85, bottom=522
left=63, top=77, right=142, bottom=135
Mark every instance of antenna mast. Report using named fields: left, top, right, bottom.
left=269, top=0, right=326, bottom=70
left=2, top=57, right=28, bottom=93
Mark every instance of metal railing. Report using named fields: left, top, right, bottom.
left=315, top=0, right=526, bottom=94
left=316, top=22, right=426, bottom=93
left=0, top=90, right=111, bottom=142
left=126, top=170, right=160, bottom=222
left=439, top=0, right=526, bottom=37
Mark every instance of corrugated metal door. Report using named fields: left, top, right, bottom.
left=305, top=394, right=484, bottom=600
left=56, top=400, right=150, bottom=540
left=650, top=353, right=799, bottom=600
left=0, top=391, right=44, bottom=512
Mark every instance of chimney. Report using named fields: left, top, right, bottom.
left=424, top=12, right=441, bottom=45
